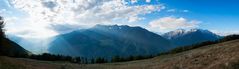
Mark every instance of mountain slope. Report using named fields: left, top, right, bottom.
left=48, top=25, right=172, bottom=58
left=0, top=37, right=29, bottom=57
left=163, top=29, right=221, bottom=47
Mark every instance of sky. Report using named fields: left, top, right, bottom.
left=0, top=0, right=239, bottom=39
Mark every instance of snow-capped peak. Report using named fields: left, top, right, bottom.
left=162, top=29, right=187, bottom=39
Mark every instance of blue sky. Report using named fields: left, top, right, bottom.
left=0, top=0, right=239, bottom=38
left=160, top=0, right=239, bottom=31
left=141, top=0, right=239, bottom=34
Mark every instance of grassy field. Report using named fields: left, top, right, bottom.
left=1, top=39, right=239, bottom=69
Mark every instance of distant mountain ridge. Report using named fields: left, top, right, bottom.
left=48, top=25, right=172, bottom=58
left=6, top=35, right=50, bottom=54
left=163, top=29, right=221, bottom=47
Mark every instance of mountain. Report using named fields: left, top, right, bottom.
left=0, top=37, right=30, bottom=57
left=6, top=34, right=51, bottom=54
left=0, top=34, right=30, bottom=57
left=163, top=29, right=221, bottom=47
left=48, top=25, right=172, bottom=58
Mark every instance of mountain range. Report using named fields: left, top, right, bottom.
left=48, top=25, right=173, bottom=58
left=47, top=25, right=221, bottom=58
left=5, top=25, right=221, bottom=59
left=162, top=29, right=221, bottom=48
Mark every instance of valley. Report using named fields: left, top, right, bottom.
left=1, top=39, right=239, bottom=69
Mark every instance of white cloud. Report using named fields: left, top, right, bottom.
left=5, top=17, right=58, bottom=38
left=0, top=9, right=7, bottom=14
left=210, top=30, right=239, bottom=36
left=131, top=0, right=137, bottom=3
left=146, top=0, right=151, bottom=3
left=6, top=0, right=164, bottom=38
left=182, top=10, right=189, bottom=12
left=148, top=16, right=200, bottom=33
left=167, top=9, right=189, bottom=13
left=167, top=9, right=176, bottom=12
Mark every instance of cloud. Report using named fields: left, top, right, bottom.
left=210, top=30, right=239, bottom=36
left=49, top=23, right=87, bottom=34
left=148, top=16, right=200, bottom=33
left=167, top=9, right=189, bottom=13
left=0, top=9, right=7, bottom=14
left=131, top=0, right=137, bottom=3
left=9, top=0, right=164, bottom=24
left=146, top=0, right=151, bottom=3
left=42, top=1, right=57, bottom=10
left=182, top=10, right=189, bottom=12
left=167, top=9, right=176, bottom=12
left=6, top=0, right=165, bottom=38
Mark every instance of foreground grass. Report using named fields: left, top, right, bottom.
left=0, top=57, right=26, bottom=69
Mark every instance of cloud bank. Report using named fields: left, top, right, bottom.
left=148, top=16, right=200, bottom=33
left=6, top=0, right=164, bottom=38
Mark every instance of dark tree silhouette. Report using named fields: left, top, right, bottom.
left=0, top=16, right=5, bottom=55
left=95, top=57, right=107, bottom=63
left=0, top=16, right=4, bottom=45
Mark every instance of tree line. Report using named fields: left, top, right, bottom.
left=27, top=53, right=154, bottom=64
